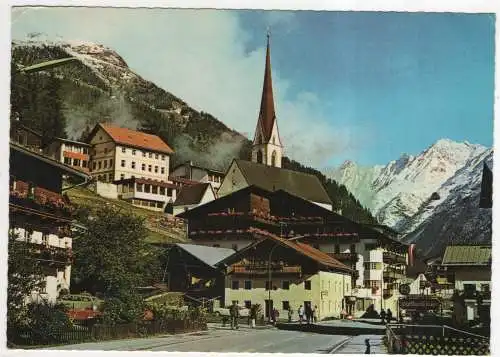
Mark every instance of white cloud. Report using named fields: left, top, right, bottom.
left=11, top=7, right=359, bottom=169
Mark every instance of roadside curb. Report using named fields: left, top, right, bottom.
left=328, top=337, right=352, bottom=354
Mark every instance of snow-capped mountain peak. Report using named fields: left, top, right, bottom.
left=329, top=138, right=489, bottom=228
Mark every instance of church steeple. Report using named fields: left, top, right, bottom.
left=252, top=32, right=283, bottom=168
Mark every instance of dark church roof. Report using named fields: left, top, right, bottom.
left=174, top=183, right=213, bottom=206
left=233, top=159, right=332, bottom=205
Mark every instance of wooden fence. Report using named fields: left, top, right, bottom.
left=385, top=323, right=490, bottom=355
left=8, top=319, right=207, bottom=347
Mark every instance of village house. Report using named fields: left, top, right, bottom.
left=171, top=161, right=225, bottom=192
left=87, top=123, right=174, bottom=183
left=440, top=245, right=491, bottom=325
left=173, top=182, right=217, bottom=216
left=216, top=229, right=353, bottom=321
left=9, top=142, right=91, bottom=303
left=164, top=244, right=235, bottom=304
left=178, top=185, right=409, bottom=317
left=44, top=137, right=91, bottom=173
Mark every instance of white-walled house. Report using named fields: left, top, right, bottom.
left=441, top=245, right=491, bottom=323
left=44, top=137, right=91, bottom=173
left=173, top=183, right=216, bottom=216
left=9, top=142, right=90, bottom=304
left=217, top=230, right=353, bottom=321
left=87, top=123, right=174, bottom=183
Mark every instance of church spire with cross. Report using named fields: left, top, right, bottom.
left=251, top=31, right=283, bottom=168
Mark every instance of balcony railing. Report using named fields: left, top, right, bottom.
left=463, top=290, right=491, bottom=301
left=9, top=180, right=74, bottom=218
left=383, top=251, right=407, bottom=264
left=383, top=270, right=405, bottom=280
left=24, top=243, right=73, bottom=266
left=230, top=264, right=302, bottom=274
left=329, top=252, right=358, bottom=262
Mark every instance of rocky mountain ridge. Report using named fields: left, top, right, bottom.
left=330, top=139, right=492, bottom=257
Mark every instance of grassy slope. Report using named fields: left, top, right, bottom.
left=66, top=186, right=187, bottom=244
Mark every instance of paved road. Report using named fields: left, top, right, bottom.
left=47, top=324, right=349, bottom=353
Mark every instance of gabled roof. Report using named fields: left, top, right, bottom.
left=93, top=123, right=174, bottom=154
left=175, top=244, right=235, bottom=268
left=51, top=137, right=91, bottom=147
left=218, top=227, right=352, bottom=273
left=442, top=245, right=491, bottom=266
left=10, top=120, right=42, bottom=138
left=174, top=183, right=214, bottom=206
left=172, top=161, right=225, bottom=175
left=232, top=159, right=332, bottom=205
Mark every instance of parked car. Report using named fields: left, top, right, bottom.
left=213, top=305, right=249, bottom=317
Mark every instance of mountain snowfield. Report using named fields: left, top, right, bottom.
left=330, top=139, right=492, bottom=257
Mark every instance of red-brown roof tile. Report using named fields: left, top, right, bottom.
left=99, top=123, right=174, bottom=154
left=248, top=227, right=352, bottom=272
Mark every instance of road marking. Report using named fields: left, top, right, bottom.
left=328, top=336, right=353, bottom=354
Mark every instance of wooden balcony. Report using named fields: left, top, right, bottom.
left=24, top=243, right=73, bottom=266
left=328, top=252, right=358, bottom=263
left=9, top=180, right=74, bottom=219
left=383, top=251, right=406, bottom=265
left=230, top=264, right=302, bottom=274
left=383, top=268, right=405, bottom=281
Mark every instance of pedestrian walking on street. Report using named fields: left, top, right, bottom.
left=298, top=305, right=304, bottom=324
left=365, top=339, right=371, bottom=354
left=305, top=305, right=312, bottom=324
left=274, top=308, right=280, bottom=325
left=230, top=301, right=239, bottom=330
left=380, top=308, right=386, bottom=324
left=386, top=309, right=393, bottom=323
left=288, top=307, right=293, bottom=323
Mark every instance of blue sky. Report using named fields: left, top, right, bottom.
left=11, top=8, right=495, bottom=168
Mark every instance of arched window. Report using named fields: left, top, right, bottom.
left=257, top=150, right=263, bottom=164
left=271, top=150, right=277, bottom=167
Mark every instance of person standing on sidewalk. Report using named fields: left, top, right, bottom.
left=386, top=309, right=393, bottom=323
left=365, top=339, right=371, bottom=354
left=380, top=308, right=386, bottom=324
left=313, top=305, right=318, bottom=323
left=229, top=301, right=239, bottom=330
left=288, top=307, right=293, bottom=322
left=298, top=305, right=304, bottom=324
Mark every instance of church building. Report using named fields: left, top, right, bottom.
left=218, top=34, right=333, bottom=211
